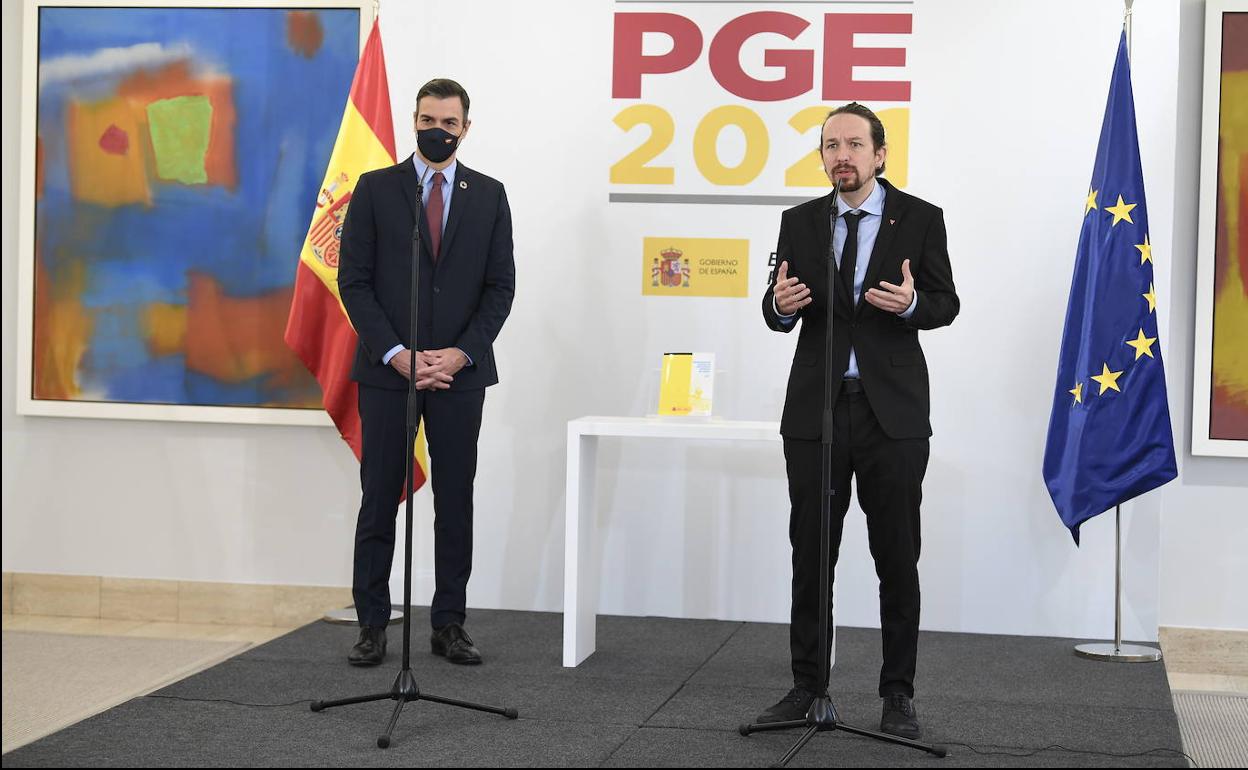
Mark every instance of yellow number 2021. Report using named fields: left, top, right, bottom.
left=612, top=104, right=909, bottom=189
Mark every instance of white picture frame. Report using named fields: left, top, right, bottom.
left=15, top=0, right=375, bottom=426
left=1192, top=0, right=1248, bottom=457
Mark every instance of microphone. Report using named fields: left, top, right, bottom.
left=411, top=168, right=429, bottom=243
left=821, top=174, right=844, bottom=444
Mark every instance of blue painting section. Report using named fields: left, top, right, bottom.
left=36, top=7, right=359, bottom=406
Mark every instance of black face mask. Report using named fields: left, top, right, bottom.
left=417, top=127, right=460, bottom=164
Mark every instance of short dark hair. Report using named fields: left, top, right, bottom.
left=824, top=102, right=886, bottom=176
left=416, top=78, right=470, bottom=120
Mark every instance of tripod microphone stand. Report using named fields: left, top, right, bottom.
left=311, top=168, right=518, bottom=748
left=738, top=178, right=945, bottom=767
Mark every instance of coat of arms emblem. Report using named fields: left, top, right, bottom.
left=657, top=247, right=690, bottom=288
left=310, top=190, right=353, bottom=268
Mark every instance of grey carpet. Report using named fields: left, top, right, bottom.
left=0, top=607, right=1190, bottom=767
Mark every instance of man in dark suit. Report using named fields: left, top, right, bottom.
left=755, top=103, right=958, bottom=739
left=338, top=78, right=514, bottom=667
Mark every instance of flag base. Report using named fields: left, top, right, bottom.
left=322, top=607, right=404, bottom=625
left=1074, top=642, right=1162, bottom=662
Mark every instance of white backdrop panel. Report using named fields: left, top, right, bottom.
left=378, top=0, right=1179, bottom=639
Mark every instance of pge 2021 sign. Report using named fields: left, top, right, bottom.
left=611, top=3, right=913, bottom=201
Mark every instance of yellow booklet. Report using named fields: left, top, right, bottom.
left=658, top=352, right=714, bottom=416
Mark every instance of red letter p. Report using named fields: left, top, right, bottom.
left=613, top=13, right=703, bottom=98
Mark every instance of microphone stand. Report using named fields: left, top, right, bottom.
left=311, top=167, right=518, bottom=748
left=739, top=177, right=946, bottom=766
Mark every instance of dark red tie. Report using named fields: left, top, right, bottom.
left=426, top=171, right=445, bottom=260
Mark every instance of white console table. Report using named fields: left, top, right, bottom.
left=563, top=416, right=785, bottom=667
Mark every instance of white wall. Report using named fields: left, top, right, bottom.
left=1158, top=0, right=1248, bottom=631
left=3, top=0, right=1244, bottom=638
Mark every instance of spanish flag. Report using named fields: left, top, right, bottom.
left=285, top=19, right=428, bottom=493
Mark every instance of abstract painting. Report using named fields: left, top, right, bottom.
left=19, top=2, right=366, bottom=422
left=1194, top=2, right=1248, bottom=457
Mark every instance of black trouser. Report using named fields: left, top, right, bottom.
left=784, top=384, right=928, bottom=698
left=353, top=384, right=486, bottom=630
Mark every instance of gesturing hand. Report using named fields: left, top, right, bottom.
left=773, top=261, right=811, bottom=315
left=864, top=258, right=915, bottom=314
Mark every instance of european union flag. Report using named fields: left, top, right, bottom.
left=1043, top=31, right=1178, bottom=544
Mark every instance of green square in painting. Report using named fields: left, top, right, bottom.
left=146, top=95, right=213, bottom=185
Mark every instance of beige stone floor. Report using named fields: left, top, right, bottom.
left=1165, top=670, right=1247, bottom=693
left=1, top=613, right=298, bottom=645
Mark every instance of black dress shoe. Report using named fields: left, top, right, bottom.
left=880, top=694, right=921, bottom=739
left=347, top=625, right=387, bottom=667
left=754, top=687, right=816, bottom=724
left=430, top=623, right=482, bottom=665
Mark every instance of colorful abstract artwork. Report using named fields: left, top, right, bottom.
left=1194, top=6, right=1248, bottom=456
left=1208, top=12, right=1248, bottom=444
left=29, top=5, right=359, bottom=412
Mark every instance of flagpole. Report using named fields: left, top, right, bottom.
left=1075, top=506, right=1160, bottom=661
left=323, top=3, right=399, bottom=630
left=1115, top=505, right=1123, bottom=649
left=1072, top=0, right=1162, bottom=665
left=1124, top=0, right=1133, bottom=58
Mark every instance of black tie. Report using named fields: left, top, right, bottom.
left=839, top=210, right=867, bottom=304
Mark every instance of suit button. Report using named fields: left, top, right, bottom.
left=433, top=286, right=440, bottom=294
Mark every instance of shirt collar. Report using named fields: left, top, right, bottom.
left=835, top=176, right=885, bottom=218
left=412, top=155, right=458, bottom=188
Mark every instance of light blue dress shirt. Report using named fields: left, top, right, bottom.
left=382, top=156, right=470, bottom=368
left=776, top=180, right=917, bottom=379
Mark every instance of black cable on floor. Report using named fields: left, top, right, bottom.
left=144, top=693, right=315, bottom=709
left=943, top=741, right=1199, bottom=767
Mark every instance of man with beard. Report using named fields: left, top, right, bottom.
left=755, top=102, right=959, bottom=739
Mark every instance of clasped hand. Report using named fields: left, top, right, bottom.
left=389, top=348, right=467, bottom=390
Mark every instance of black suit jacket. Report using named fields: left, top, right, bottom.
left=762, top=178, right=958, bottom=440
left=338, top=156, right=515, bottom=391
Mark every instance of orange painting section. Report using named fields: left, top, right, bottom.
left=185, top=273, right=317, bottom=403
left=287, top=11, right=324, bottom=58
left=142, top=303, right=188, bottom=358
left=32, top=258, right=93, bottom=399
left=117, top=61, right=238, bottom=189
left=66, top=97, right=150, bottom=206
